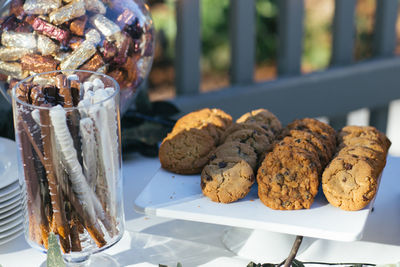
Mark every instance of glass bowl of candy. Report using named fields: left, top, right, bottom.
left=0, top=0, right=155, bottom=113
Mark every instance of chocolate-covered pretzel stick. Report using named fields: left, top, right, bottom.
left=79, top=118, right=97, bottom=189
left=49, top=106, right=110, bottom=234
left=39, top=106, right=71, bottom=253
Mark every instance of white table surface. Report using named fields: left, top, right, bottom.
left=1, top=153, right=399, bottom=267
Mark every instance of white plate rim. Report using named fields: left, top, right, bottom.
left=0, top=187, right=20, bottom=203
left=0, top=215, right=23, bottom=233
left=0, top=137, right=18, bottom=189
left=0, top=211, right=22, bottom=227
left=0, top=229, right=23, bottom=246
left=0, top=224, right=23, bottom=240
left=0, top=202, right=22, bottom=220
left=0, top=181, right=19, bottom=196
left=0, top=195, right=20, bottom=210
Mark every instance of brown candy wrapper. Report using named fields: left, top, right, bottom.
left=70, top=15, right=87, bottom=36
left=21, top=54, right=59, bottom=73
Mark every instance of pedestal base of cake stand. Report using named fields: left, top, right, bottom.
left=221, top=227, right=315, bottom=263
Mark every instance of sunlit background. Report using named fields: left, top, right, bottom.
left=147, top=0, right=400, bottom=99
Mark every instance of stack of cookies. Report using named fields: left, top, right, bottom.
left=257, top=118, right=336, bottom=210
left=158, top=108, right=232, bottom=174
left=201, top=109, right=282, bottom=203
left=322, top=126, right=391, bottom=211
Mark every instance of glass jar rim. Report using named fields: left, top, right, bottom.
left=12, top=69, right=120, bottom=111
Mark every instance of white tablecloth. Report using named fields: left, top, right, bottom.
left=1, top=154, right=399, bottom=266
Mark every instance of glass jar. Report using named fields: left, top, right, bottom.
left=12, top=70, right=124, bottom=264
left=0, top=0, right=155, bottom=113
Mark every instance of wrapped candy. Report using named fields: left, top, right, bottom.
left=70, top=15, right=87, bottom=36
left=21, top=54, right=59, bottom=73
left=1, top=31, right=37, bottom=50
left=0, top=47, right=31, bottom=61
left=1, top=0, right=154, bottom=114
left=32, top=17, right=70, bottom=45
left=0, top=61, right=28, bottom=79
left=84, top=0, right=106, bottom=14
left=90, top=14, right=120, bottom=39
left=49, top=0, right=86, bottom=25
left=23, top=0, right=62, bottom=15
left=60, top=40, right=96, bottom=70
left=37, top=34, right=59, bottom=56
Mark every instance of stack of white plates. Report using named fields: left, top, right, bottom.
left=0, top=137, right=23, bottom=245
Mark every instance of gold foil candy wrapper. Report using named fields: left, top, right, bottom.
left=37, top=34, right=59, bottom=56
left=32, top=74, right=57, bottom=86
left=0, top=47, right=31, bottom=61
left=0, top=61, right=28, bottom=79
left=23, top=0, right=62, bottom=15
left=84, top=0, right=106, bottom=14
left=85, top=29, right=101, bottom=45
left=49, top=0, right=86, bottom=25
left=1, top=31, right=37, bottom=50
left=54, top=52, right=70, bottom=62
left=60, top=41, right=96, bottom=70
left=90, top=14, right=121, bottom=38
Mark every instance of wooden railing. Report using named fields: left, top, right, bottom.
left=171, top=0, right=400, bottom=133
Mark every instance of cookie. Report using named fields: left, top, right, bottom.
left=322, top=154, right=380, bottom=211
left=337, top=145, right=386, bottom=170
left=223, top=128, right=273, bottom=155
left=280, top=129, right=331, bottom=167
left=211, top=141, right=258, bottom=170
left=257, top=147, right=320, bottom=210
left=201, top=157, right=255, bottom=203
left=236, top=108, right=282, bottom=134
left=173, top=108, right=232, bottom=144
left=221, top=122, right=275, bottom=143
left=338, top=125, right=391, bottom=151
left=274, top=136, right=322, bottom=173
left=286, top=118, right=337, bottom=157
left=159, top=128, right=215, bottom=174
left=338, top=137, right=387, bottom=155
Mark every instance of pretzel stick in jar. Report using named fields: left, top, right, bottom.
left=39, top=106, right=71, bottom=253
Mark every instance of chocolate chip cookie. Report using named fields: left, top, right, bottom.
left=338, top=125, right=391, bottom=151
left=322, top=154, right=380, bottom=211
left=201, top=157, right=255, bottom=203
left=286, top=118, right=337, bottom=158
left=280, top=129, right=331, bottom=167
left=236, top=108, right=282, bottom=134
left=211, top=141, right=258, bottom=170
left=159, top=128, right=216, bottom=174
left=223, top=128, right=273, bottom=155
left=221, top=122, right=275, bottom=143
left=173, top=108, right=232, bottom=144
left=257, top=146, right=320, bottom=210
left=274, top=136, right=323, bottom=173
